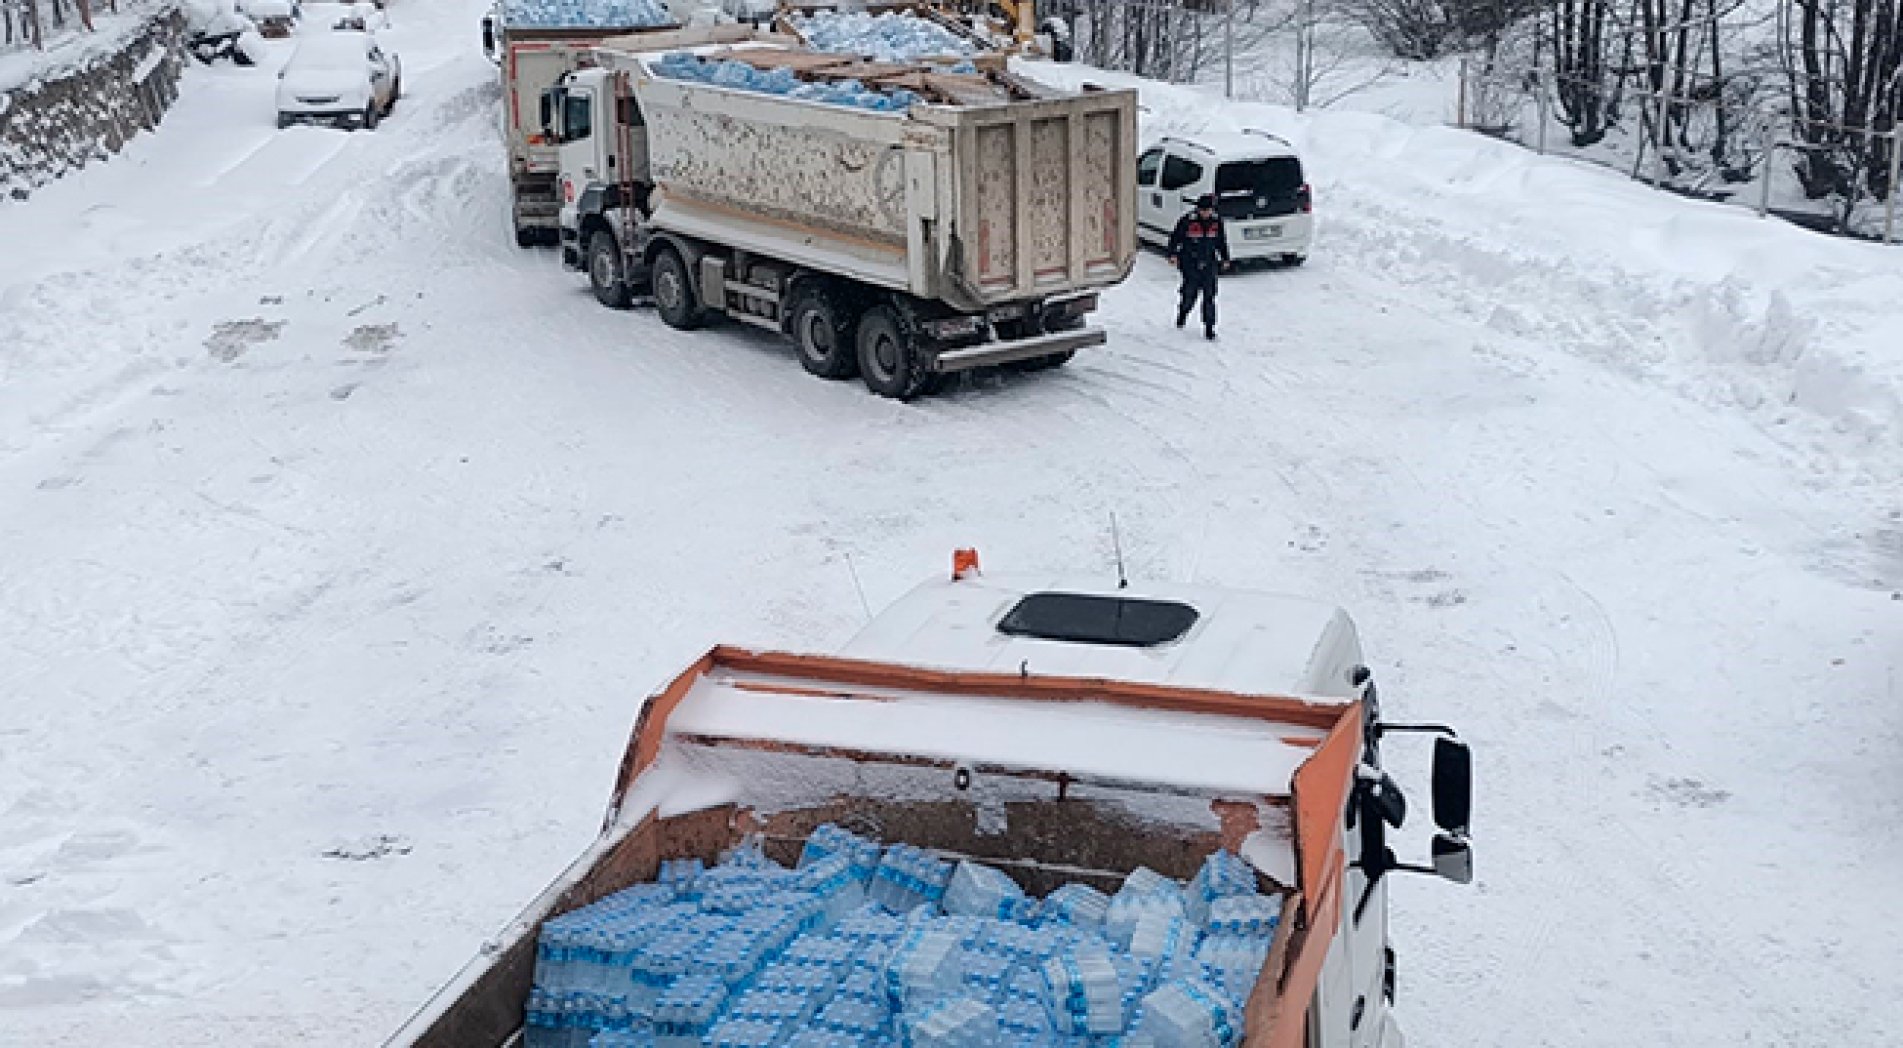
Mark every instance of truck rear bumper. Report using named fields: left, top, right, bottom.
left=931, top=327, right=1106, bottom=372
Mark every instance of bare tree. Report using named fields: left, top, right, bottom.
left=1780, top=0, right=1903, bottom=211
left=1551, top=0, right=1617, bottom=144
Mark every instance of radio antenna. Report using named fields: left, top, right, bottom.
left=1110, top=512, right=1128, bottom=590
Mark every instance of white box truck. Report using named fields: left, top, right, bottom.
left=384, top=555, right=1475, bottom=1047
left=543, top=27, right=1139, bottom=398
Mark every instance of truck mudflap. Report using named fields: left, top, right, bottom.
left=930, top=326, right=1105, bottom=372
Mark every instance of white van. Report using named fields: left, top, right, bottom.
left=1137, top=132, right=1313, bottom=266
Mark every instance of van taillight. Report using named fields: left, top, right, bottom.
left=1298, top=183, right=1312, bottom=213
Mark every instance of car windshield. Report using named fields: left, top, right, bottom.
left=288, top=35, right=370, bottom=72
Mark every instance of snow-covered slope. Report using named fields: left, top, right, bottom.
left=1, top=4, right=1898, bottom=1045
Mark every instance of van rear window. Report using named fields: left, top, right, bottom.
left=1216, top=158, right=1304, bottom=197
left=997, top=592, right=1199, bottom=648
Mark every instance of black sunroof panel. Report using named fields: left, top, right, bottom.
left=996, top=592, right=1199, bottom=648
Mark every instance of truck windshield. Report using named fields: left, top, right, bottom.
left=997, top=592, right=1199, bottom=647
left=1215, top=157, right=1304, bottom=219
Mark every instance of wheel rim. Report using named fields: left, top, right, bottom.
left=870, top=331, right=899, bottom=377
left=801, top=312, right=832, bottom=359
left=592, top=248, right=615, bottom=289
left=656, top=266, right=683, bottom=312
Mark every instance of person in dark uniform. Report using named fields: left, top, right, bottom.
left=1167, top=193, right=1232, bottom=339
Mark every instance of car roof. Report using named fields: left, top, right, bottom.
left=840, top=573, right=1363, bottom=699
left=1157, top=131, right=1301, bottom=162
left=290, top=30, right=375, bottom=63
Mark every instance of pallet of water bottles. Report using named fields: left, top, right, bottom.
left=523, top=822, right=1285, bottom=1048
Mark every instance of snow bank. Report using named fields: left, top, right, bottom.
left=792, top=11, right=974, bottom=62
left=1022, top=60, right=1903, bottom=470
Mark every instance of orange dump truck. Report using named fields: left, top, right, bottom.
left=385, top=564, right=1474, bottom=1048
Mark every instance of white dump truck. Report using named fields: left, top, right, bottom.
left=544, top=26, right=1138, bottom=398
left=482, top=3, right=679, bottom=247
left=385, top=554, right=1475, bottom=1047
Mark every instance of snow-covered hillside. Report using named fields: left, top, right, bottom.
left=1, top=2, right=1898, bottom=1045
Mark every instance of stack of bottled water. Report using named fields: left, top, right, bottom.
left=523, top=829, right=1282, bottom=1048
left=1137, top=977, right=1244, bottom=1048
left=798, top=823, right=882, bottom=881
left=651, top=52, right=925, bottom=113
left=1039, top=940, right=1127, bottom=1035
left=1184, top=849, right=1258, bottom=928
left=1106, top=867, right=1189, bottom=950
left=898, top=996, right=1001, bottom=1046
left=501, top=0, right=670, bottom=29
left=790, top=11, right=977, bottom=62
left=1039, top=882, right=1110, bottom=930
left=868, top=843, right=952, bottom=913
left=941, top=859, right=1038, bottom=923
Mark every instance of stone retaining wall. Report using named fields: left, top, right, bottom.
left=1, top=6, right=188, bottom=200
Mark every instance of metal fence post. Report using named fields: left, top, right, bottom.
left=1757, top=128, right=1774, bottom=219
left=1223, top=0, right=1233, bottom=100
left=1886, top=128, right=1901, bottom=245
left=1535, top=69, right=1549, bottom=154
left=1457, top=58, right=1468, bottom=128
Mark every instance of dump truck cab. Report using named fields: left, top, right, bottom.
left=385, top=558, right=1472, bottom=1047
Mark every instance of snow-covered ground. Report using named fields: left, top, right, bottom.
left=2, top=1, right=1899, bottom=1044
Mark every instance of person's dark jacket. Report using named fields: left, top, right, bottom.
left=1168, top=210, right=1231, bottom=271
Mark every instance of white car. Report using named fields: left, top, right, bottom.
left=276, top=31, right=400, bottom=130
left=1136, top=132, right=1314, bottom=266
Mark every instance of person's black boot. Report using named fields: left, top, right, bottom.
left=1175, top=311, right=1188, bottom=329
left=1205, top=326, right=1217, bottom=340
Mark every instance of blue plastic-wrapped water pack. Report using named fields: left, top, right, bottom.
left=501, top=0, right=670, bottom=29
left=652, top=52, right=925, bottom=113
left=524, top=826, right=1282, bottom=1048
left=792, top=11, right=977, bottom=63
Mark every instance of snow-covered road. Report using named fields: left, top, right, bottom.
left=2, top=3, right=1898, bottom=1045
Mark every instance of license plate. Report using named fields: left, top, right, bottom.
left=1244, top=225, right=1281, bottom=240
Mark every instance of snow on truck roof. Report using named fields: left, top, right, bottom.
left=841, top=574, right=1362, bottom=699
left=620, top=576, right=1363, bottom=806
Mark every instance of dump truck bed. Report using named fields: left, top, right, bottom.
left=385, top=644, right=1366, bottom=1048
left=600, top=32, right=1139, bottom=311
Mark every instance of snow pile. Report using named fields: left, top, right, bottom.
left=653, top=51, right=922, bottom=111
left=792, top=11, right=974, bottom=62
left=522, top=828, right=1278, bottom=1046
left=498, top=0, right=670, bottom=29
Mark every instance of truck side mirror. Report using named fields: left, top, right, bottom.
left=1431, top=737, right=1472, bottom=835
left=480, top=16, right=494, bottom=59
left=1431, top=833, right=1472, bottom=884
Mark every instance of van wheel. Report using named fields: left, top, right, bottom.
left=651, top=248, right=704, bottom=330
left=856, top=305, right=929, bottom=400
left=788, top=285, right=859, bottom=379
left=588, top=231, right=631, bottom=308
left=363, top=103, right=379, bottom=130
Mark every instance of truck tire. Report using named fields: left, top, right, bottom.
left=856, top=305, right=929, bottom=400
left=788, top=285, right=859, bottom=379
left=588, top=231, right=632, bottom=308
left=651, top=248, right=704, bottom=331
left=363, top=103, right=379, bottom=131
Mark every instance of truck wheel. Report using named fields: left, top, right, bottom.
left=651, top=248, right=704, bottom=330
left=856, top=305, right=928, bottom=400
left=788, top=286, right=859, bottom=379
left=363, top=103, right=379, bottom=130
left=588, top=231, right=631, bottom=308
left=514, top=225, right=538, bottom=248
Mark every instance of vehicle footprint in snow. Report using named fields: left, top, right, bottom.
left=204, top=318, right=286, bottom=363
left=321, top=834, right=413, bottom=861
left=1646, top=776, right=1731, bottom=809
